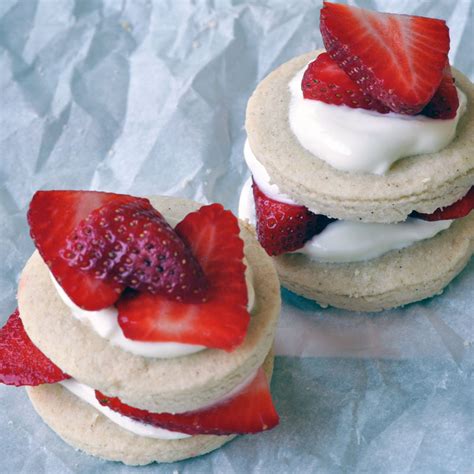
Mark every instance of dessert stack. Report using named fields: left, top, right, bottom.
left=0, top=192, right=281, bottom=464
left=240, top=2, right=473, bottom=311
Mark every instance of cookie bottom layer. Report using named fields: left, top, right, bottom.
left=26, top=351, right=274, bottom=465
left=275, top=213, right=473, bottom=312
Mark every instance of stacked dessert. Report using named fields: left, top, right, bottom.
left=0, top=191, right=281, bottom=465
left=240, top=2, right=473, bottom=311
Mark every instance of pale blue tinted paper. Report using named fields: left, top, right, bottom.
left=0, top=1, right=473, bottom=473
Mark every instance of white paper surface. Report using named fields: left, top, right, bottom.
left=0, top=1, right=473, bottom=472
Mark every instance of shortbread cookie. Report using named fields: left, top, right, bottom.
left=275, top=213, right=473, bottom=312
left=18, top=196, right=281, bottom=413
left=246, top=50, right=474, bottom=223
left=27, top=351, right=274, bottom=465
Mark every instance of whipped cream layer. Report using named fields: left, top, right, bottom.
left=239, top=172, right=453, bottom=263
left=288, top=66, right=467, bottom=175
left=60, top=379, right=190, bottom=440
left=51, top=267, right=255, bottom=359
left=61, top=367, right=258, bottom=439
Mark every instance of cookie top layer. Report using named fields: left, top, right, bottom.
left=18, top=196, right=280, bottom=413
left=246, top=50, right=474, bottom=223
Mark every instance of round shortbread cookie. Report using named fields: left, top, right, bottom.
left=18, top=196, right=280, bottom=413
left=274, top=213, right=473, bottom=312
left=246, top=50, right=474, bottom=223
left=26, top=351, right=275, bottom=465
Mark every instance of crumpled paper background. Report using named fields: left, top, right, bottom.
left=0, top=0, right=473, bottom=472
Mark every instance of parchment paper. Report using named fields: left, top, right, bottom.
left=1, top=1, right=473, bottom=472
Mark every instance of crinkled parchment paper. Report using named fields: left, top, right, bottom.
left=1, top=1, right=473, bottom=472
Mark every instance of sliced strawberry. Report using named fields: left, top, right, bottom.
left=413, top=187, right=473, bottom=221
left=252, top=180, right=333, bottom=256
left=302, top=53, right=390, bottom=114
left=62, top=198, right=207, bottom=303
left=320, top=2, right=450, bottom=114
left=29, top=191, right=136, bottom=310
left=28, top=191, right=207, bottom=310
left=96, top=366, right=278, bottom=435
left=0, top=309, right=69, bottom=386
left=117, top=204, right=249, bottom=351
left=422, top=65, right=459, bottom=119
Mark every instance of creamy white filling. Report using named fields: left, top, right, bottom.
left=51, top=269, right=255, bottom=359
left=293, top=218, right=452, bottom=263
left=288, top=66, right=467, bottom=175
left=60, top=367, right=258, bottom=439
left=243, top=140, right=298, bottom=205
left=238, top=175, right=453, bottom=263
left=60, top=379, right=190, bottom=440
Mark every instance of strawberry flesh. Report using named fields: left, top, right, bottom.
left=96, top=366, right=279, bottom=435
left=302, top=53, right=390, bottom=114
left=320, top=2, right=450, bottom=114
left=117, top=204, right=250, bottom=351
left=422, top=65, right=459, bottom=119
left=62, top=198, right=207, bottom=304
left=252, top=180, right=333, bottom=256
left=0, top=309, right=69, bottom=386
left=28, top=191, right=132, bottom=310
left=413, top=187, right=473, bottom=221
left=28, top=191, right=207, bottom=310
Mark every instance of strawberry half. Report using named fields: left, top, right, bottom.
left=413, top=187, right=473, bottom=221
left=252, top=180, right=333, bottom=256
left=96, top=366, right=279, bottom=435
left=320, top=2, right=450, bottom=114
left=28, top=191, right=207, bottom=310
left=0, top=309, right=69, bottom=386
left=117, top=204, right=250, bottom=351
left=302, top=53, right=390, bottom=114
left=422, top=65, right=459, bottom=119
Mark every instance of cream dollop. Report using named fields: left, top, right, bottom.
left=238, top=175, right=452, bottom=262
left=294, top=218, right=452, bottom=263
left=288, top=66, right=467, bottom=175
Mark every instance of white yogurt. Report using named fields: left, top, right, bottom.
left=60, top=366, right=259, bottom=439
left=295, top=218, right=452, bottom=263
left=288, top=66, right=467, bottom=175
left=243, top=141, right=298, bottom=204
left=60, top=379, right=190, bottom=440
left=51, top=267, right=255, bottom=359
left=238, top=176, right=452, bottom=262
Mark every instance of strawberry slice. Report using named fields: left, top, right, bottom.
left=302, top=53, right=390, bottom=114
left=413, top=187, right=473, bottom=221
left=28, top=191, right=207, bottom=310
left=96, top=366, right=279, bottom=435
left=422, top=65, right=459, bottom=119
left=320, top=2, right=450, bottom=114
left=117, top=204, right=250, bottom=351
left=0, top=309, right=69, bottom=386
left=252, top=180, right=333, bottom=256
left=29, top=191, right=136, bottom=310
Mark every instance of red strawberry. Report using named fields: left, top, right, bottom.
left=117, top=204, right=250, bottom=351
left=28, top=191, right=207, bottom=310
left=320, top=2, right=450, bottom=114
left=252, top=180, right=333, bottom=256
left=413, top=187, right=473, bottom=221
left=422, top=65, right=459, bottom=119
left=96, top=366, right=278, bottom=435
left=0, top=309, right=69, bottom=386
left=302, top=53, right=390, bottom=114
